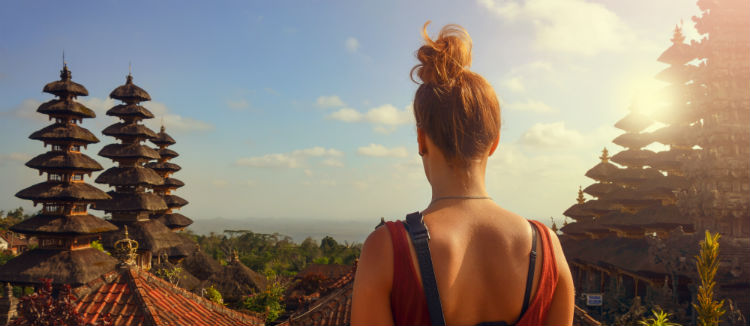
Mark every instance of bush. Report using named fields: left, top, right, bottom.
left=242, top=276, right=286, bottom=323
left=693, top=231, right=725, bottom=326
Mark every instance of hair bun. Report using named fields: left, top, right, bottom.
left=411, top=21, right=473, bottom=87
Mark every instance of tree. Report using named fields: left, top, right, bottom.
left=242, top=276, right=286, bottom=323
left=693, top=231, right=725, bottom=326
left=638, top=308, right=680, bottom=326
left=11, top=278, right=111, bottom=326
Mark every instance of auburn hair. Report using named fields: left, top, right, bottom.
left=411, top=21, right=501, bottom=166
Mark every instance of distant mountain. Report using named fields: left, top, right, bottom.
left=187, top=217, right=378, bottom=244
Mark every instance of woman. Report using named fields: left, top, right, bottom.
left=351, top=22, right=575, bottom=326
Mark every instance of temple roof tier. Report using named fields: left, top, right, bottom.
left=597, top=205, right=694, bottom=234
left=651, top=124, right=695, bottom=146
left=649, top=150, right=690, bottom=172
left=95, top=166, right=165, bottom=187
left=109, top=74, right=152, bottom=103
left=0, top=248, right=117, bottom=287
left=614, top=111, right=652, bottom=133
left=563, top=203, right=597, bottom=221
left=26, top=151, right=104, bottom=172
left=612, top=132, right=655, bottom=149
left=29, top=122, right=99, bottom=144
left=611, top=148, right=657, bottom=168
left=610, top=167, right=665, bottom=186
left=100, top=220, right=193, bottom=256
left=151, top=126, right=176, bottom=146
left=585, top=162, right=622, bottom=182
left=102, top=122, right=158, bottom=140
left=656, top=26, right=694, bottom=64
left=560, top=220, right=612, bottom=239
left=654, top=64, right=692, bottom=84
left=651, top=102, right=700, bottom=125
left=580, top=199, right=617, bottom=216
left=106, top=103, right=155, bottom=119
left=145, top=162, right=181, bottom=173
left=10, top=214, right=119, bottom=235
left=163, top=194, right=188, bottom=208
left=157, top=148, right=179, bottom=159
left=94, top=192, right=167, bottom=212
left=37, top=99, right=96, bottom=119
left=99, top=143, right=161, bottom=161
left=207, top=256, right=266, bottom=303
left=583, top=182, right=623, bottom=198
left=42, top=65, right=89, bottom=97
left=607, top=188, right=662, bottom=207
left=153, top=213, right=193, bottom=229
left=162, top=177, right=185, bottom=188
left=16, top=181, right=111, bottom=202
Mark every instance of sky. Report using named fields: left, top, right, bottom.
left=0, top=0, right=705, bottom=233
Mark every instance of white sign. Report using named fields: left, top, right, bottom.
left=586, top=293, right=603, bottom=306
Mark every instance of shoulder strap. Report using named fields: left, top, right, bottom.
left=520, top=221, right=538, bottom=317
left=404, top=211, right=446, bottom=326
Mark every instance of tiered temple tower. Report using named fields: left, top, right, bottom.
left=94, top=73, right=191, bottom=270
left=0, top=64, right=118, bottom=287
left=148, top=126, right=193, bottom=231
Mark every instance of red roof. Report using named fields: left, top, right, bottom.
left=75, top=267, right=264, bottom=326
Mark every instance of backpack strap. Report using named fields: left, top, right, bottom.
left=404, top=211, right=446, bottom=326
left=520, top=221, right=538, bottom=317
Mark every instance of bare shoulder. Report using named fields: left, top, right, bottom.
left=351, top=224, right=395, bottom=325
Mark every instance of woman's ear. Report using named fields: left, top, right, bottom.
left=417, top=128, right=428, bottom=156
left=488, top=134, right=500, bottom=156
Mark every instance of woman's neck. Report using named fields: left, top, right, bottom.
left=429, top=160, right=489, bottom=201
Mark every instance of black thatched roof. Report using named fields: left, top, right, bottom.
left=95, top=166, right=164, bottom=187
left=610, top=167, right=664, bottom=185
left=585, top=161, right=622, bottom=182
left=150, top=259, right=202, bottom=291
left=614, top=111, right=652, bottom=133
left=560, top=220, right=611, bottom=237
left=26, top=151, right=103, bottom=172
left=154, top=213, right=193, bottom=229
left=145, top=162, right=181, bottom=173
left=208, top=259, right=266, bottom=302
left=157, top=148, right=179, bottom=160
left=163, top=177, right=185, bottom=188
left=102, top=122, right=158, bottom=140
left=611, top=148, right=657, bottom=168
left=583, top=182, right=622, bottom=198
left=0, top=248, right=117, bottom=287
left=164, top=195, right=188, bottom=208
left=10, top=214, right=118, bottom=235
left=597, top=205, right=693, bottom=232
left=16, top=182, right=110, bottom=202
left=563, top=203, right=596, bottom=221
left=580, top=199, right=617, bottom=216
left=100, top=220, right=193, bottom=256
left=109, top=74, right=151, bottom=103
left=651, top=124, right=693, bottom=147
left=106, top=103, right=155, bottom=119
left=29, top=122, right=99, bottom=144
left=93, top=191, right=167, bottom=212
left=657, top=35, right=692, bottom=64
left=181, top=250, right=223, bottom=281
left=151, top=127, right=176, bottom=146
left=98, top=143, right=160, bottom=161
left=612, top=133, right=654, bottom=149
left=37, top=99, right=95, bottom=119
left=42, top=65, right=89, bottom=97
left=654, top=64, right=691, bottom=84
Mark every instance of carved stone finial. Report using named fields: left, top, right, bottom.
left=113, top=226, right=139, bottom=267
left=577, top=186, right=585, bottom=204
left=599, top=148, right=610, bottom=163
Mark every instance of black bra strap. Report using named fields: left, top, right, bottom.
left=520, top=221, right=538, bottom=317
left=405, top=212, right=446, bottom=326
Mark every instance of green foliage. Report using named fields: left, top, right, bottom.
left=154, top=266, right=183, bottom=286
left=638, top=308, right=681, bottom=326
left=205, top=285, right=224, bottom=305
left=693, top=231, right=725, bottom=326
left=242, top=277, right=286, bottom=323
left=0, top=251, right=15, bottom=266
left=90, top=240, right=105, bottom=252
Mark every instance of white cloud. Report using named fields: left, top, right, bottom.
left=321, top=158, right=344, bottom=167
left=357, top=144, right=409, bottom=158
left=327, top=108, right=362, bottom=122
left=0, top=153, right=32, bottom=165
left=478, top=0, right=638, bottom=56
left=503, top=99, right=557, bottom=113
left=503, top=77, right=526, bottom=92
left=328, top=104, right=414, bottom=133
left=227, top=99, right=250, bottom=110
left=345, top=37, right=360, bottom=53
left=3, top=99, right=46, bottom=122
left=316, top=95, right=345, bottom=108
left=518, top=121, right=584, bottom=148
left=236, top=146, right=344, bottom=168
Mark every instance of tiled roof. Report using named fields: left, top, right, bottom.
left=285, top=263, right=356, bottom=326
left=75, top=267, right=264, bottom=326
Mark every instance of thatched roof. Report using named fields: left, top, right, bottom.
left=37, top=99, right=95, bottom=119
left=597, top=205, right=693, bottom=232
left=651, top=124, right=693, bottom=146
left=29, top=122, right=99, bottom=144
left=654, top=64, right=691, bottom=84
left=611, top=148, right=656, bottom=168
left=151, top=127, right=176, bottom=146
left=163, top=177, right=185, bottom=188
left=562, top=235, right=671, bottom=276
left=10, top=214, right=118, bottom=235
left=151, top=258, right=202, bottom=291
left=100, top=220, right=193, bottom=256
left=651, top=103, right=700, bottom=125
left=106, top=103, right=155, bottom=119
left=102, top=122, right=158, bottom=140
left=93, top=191, right=167, bottom=212
left=154, top=213, right=193, bottom=229
left=585, top=161, right=622, bottom=182
left=42, top=65, right=89, bottom=97
left=16, top=181, right=111, bottom=202
left=607, top=188, right=661, bottom=206
left=145, top=162, right=181, bottom=173
left=157, top=148, right=179, bottom=159
left=95, top=166, right=164, bottom=187
left=579, top=199, right=617, bottom=216
left=0, top=248, right=117, bottom=287
left=649, top=150, right=688, bottom=172
left=656, top=35, right=692, bottom=64
left=164, top=194, right=188, bottom=208
left=614, top=112, right=652, bottom=133
left=207, top=259, right=266, bottom=303
left=98, top=143, right=160, bottom=161
left=560, top=220, right=612, bottom=237
left=610, top=167, right=664, bottom=186
left=612, top=133, right=654, bottom=149
left=583, top=182, right=622, bottom=198
left=181, top=250, right=223, bottom=281
left=26, top=151, right=103, bottom=172
left=563, top=203, right=596, bottom=221
left=109, top=74, right=151, bottom=103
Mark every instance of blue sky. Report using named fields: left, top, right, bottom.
left=0, top=0, right=702, bottom=228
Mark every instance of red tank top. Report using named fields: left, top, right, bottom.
left=385, top=219, right=558, bottom=326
